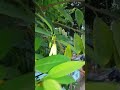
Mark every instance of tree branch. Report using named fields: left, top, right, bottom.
left=54, top=22, right=83, bottom=33
left=85, top=4, right=120, bottom=20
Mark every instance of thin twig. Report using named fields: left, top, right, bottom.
left=54, top=22, right=83, bottom=33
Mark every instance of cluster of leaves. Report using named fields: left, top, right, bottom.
left=35, top=0, right=85, bottom=90
left=86, top=17, right=120, bottom=68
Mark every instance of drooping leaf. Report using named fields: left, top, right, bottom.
left=74, top=33, right=84, bottom=54
left=93, top=17, right=113, bottom=66
left=35, top=27, right=51, bottom=36
left=35, top=55, right=70, bottom=73
left=48, top=61, right=85, bottom=78
left=75, top=9, right=84, bottom=27
left=112, top=21, right=120, bottom=57
left=36, top=14, right=53, bottom=32
left=43, top=79, right=61, bottom=90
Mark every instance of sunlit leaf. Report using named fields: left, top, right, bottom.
left=48, top=61, right=85, bottom=78
left=35, top=55, right=70, bottom=73
left=43, top=79, right=61, bottom=90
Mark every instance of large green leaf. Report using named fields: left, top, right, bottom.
left=53, top=75, right=75, bottom=84
left=93, top=17, right=113, bottom=66
left=35, top=55, right=70, bottom=73
left=74, top=33, right=84, bottom=54
left=75, top=9, right=84, bottom=27
left=43, top=79, right=61, bottom=90
left=48, top=61, right=85, bottom=78
left=112, top=21, right=120, bottom=57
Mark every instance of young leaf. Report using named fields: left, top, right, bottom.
left=75, top=9, right=84, bottom=27
left=43, top=79, right=61, bottom=90
left=48, top=61, right=85, bottom=78
left=64, top=44, right=72, bottom=59
left=35, top=55, right=70, bottom=73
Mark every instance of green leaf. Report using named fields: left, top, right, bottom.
left=74, top=33, right=84, bottom=54
left=36, top=86, right=44, bottom=90
left=112, top=21, right=120, bottom=57
left=59, top=8, right=73, bottom=23
left=48, top=61, right=85, bottom=78
left=35, top=27, right=51, bottom=36
left=53, top=75, right=75, bottom=84
left=64, top=44, right=72, bottom=59
left=93, top=17, right=113, bottom=66
left=75, top=9, right=84, bottom=27
left=57, top=40, right=78, bottom=53
left=35, top=55, right=70, bottom=73
left=43, top=79, right=61, bottom=90
left=81, top=33, right=85, bottom=50
left=36, top=14, right=53, bottom=32
left=35, top=37, right=41, bottom=51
